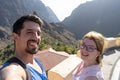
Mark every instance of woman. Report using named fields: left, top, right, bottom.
left=73, top=31, right=104, bottom=80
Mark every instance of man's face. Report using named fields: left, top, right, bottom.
left=14, top=21, right=41, bottom=54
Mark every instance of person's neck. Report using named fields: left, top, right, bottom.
left=14, top=51, right=34, bottom=64
left=83, top=61, right=98, bottom=67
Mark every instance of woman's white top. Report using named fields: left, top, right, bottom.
left=72, top=65, right=104, bottom=80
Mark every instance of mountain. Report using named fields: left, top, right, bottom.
left=0, top=26, right=12, bottom=49
left=0, top=0, right=59, bottom=27
left=63, top=0, right=120, bottom=39
left=46, top=7, right=59, bottom=23
left=42, top=21, right=77, bottom=46
left=0, top=0, right=78, bottom=50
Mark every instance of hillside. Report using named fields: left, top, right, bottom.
left=0, top=0, right=59, bottom=27
left=63, top=0, right=120, bottom=38
left=43, top=21, right=77, bottom=45
left=0, top=26, right=12, bottom=49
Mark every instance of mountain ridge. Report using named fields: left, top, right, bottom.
left=0, top=0, right=59, bottom=27
left=63, top=0, right=120, bottom=38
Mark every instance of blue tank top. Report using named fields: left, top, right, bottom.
left=26, top=58, right=48, bottom=80
left=1, top=57, right=48, bottom=80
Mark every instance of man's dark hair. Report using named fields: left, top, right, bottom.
left=13, top=14, right=43, bottom=35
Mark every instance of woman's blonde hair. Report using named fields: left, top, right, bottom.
left=82, top=31, right=105, bottom=64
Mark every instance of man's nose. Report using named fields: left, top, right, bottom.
left=32, top=33, right=39, bottom=39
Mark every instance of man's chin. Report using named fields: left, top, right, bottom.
left=26, top=48, right=38, bottom=54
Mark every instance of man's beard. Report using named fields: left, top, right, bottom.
left=25, top=40, right=39, bottom=54
left=26, top=47, right=38, bottom=54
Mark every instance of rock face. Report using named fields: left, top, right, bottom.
left=0, top=0, right=59, bottom=27
left=63, top=0, right=120, bottom=38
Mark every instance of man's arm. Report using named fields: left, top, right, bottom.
left=0, top=64, right=25, bottom=80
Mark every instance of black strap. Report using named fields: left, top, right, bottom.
left=6, top=57, right=32, bottom=80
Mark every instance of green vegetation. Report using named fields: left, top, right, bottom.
left=0, top=44, right=14, bottom=65
left=0, top=37, right=78, bottom=65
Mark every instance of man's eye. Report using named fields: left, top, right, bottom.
left=28, top=31, right=32, bottom=33
left=27, top=32, right=33, bottom=34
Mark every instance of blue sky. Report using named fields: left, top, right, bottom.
left=41, top=0, right=92, bottom=21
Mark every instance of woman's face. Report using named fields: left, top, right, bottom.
left=80, top=38, right=100, bottom=64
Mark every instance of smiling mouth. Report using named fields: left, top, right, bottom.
left=30, top=42, right=38, bottom=48
left=27, top=40, right=39, bottom=49
left=82, top=53, right=89, bottom=57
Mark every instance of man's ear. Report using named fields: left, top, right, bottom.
left=12, top=33, right=18, bottom=40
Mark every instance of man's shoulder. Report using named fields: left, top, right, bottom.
left=1, top=63, right=24, bottom=73
left=0, top=63, right=26, bottom=80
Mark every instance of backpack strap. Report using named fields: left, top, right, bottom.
left=2, top=57, right=32, bottom=80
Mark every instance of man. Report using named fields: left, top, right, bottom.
left=0, top=14, right=48, bottom=80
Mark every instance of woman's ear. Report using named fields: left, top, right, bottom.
left=97, top=51, right=100, bottom=57
left=12, top=33, right=18, bottom=40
